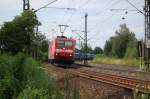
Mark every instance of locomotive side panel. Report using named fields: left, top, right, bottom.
left=51, top=40, right=56, bottom=59
left=48, top=39, right=56, bottom=62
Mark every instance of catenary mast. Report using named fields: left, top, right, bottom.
left=145, top=0, right=150, bottom=70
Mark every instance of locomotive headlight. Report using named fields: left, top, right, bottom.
left=70, top=54, right=72, bottom=56
left=56, top=49, right=62, bottom=52
left=66, top=50, right=73, bottom=53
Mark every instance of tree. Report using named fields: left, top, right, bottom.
left=0, top=10, right=49, bottom=61
left=125, top=33, right=138, bottom=58
left=93, top=47, right=103, bottom=54
left=104, top=24, right=138, bottom=58
left=0, top=10, right=40, bottom=55
left=104, top=40, right=112, bottom=56
left=33, top=33, right=49, bottom=61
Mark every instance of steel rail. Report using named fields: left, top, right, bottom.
left=70, top=69, right=150, bottom=93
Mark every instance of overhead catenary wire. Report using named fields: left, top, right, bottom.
left=59, top=0, right=68, bottom=23
left=93, top=0, right=113, bottom=15
left=87, top=0, right=124, bottom=32
left=34, top=0, right=58, bottom=12
left=70, top=2, right=119, bottom=41
left=95, top=0, right=123, bottom=15
left=34, top=0, right=77, bottom=36
left=87, top=32, right=100, bottom=41
left=86, top=0, right=143, bottom=37
left=45, top=7, right=76, bottom=10
left=62, top=1, right=88, bottom=37
left=85, top=13, right=118, bottom=45
left=68, top=0, right=112, bottom=26
left=59, top=0, right=77, bottom=24
left=45, top=6, right=76, bottom=25
left=71, top=0, right=122, bottom=45
left=66, top=0, right=120, bottom=35
left=72, top=29, right=85, bottom=40
left=51, top=0, right=77, bottom=30
left=125, top=0, right=144, bottom=15
left=89, top=13, right=115, bottom=32
left=65, top=0, right=93, bottom=26
left=110, top=9, right=137, bottom=12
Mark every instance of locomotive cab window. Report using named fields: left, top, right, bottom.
left=56, top=40, right=73, bottom=46
left=65, top=41, right=72, bottom=46
left=56, top=41, right=65, bottom=46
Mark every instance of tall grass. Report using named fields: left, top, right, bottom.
left=0, top=53, right=63, bottom=99
left=93, top=55, right=140, bottom=67
left=0, top=53, right=80, bottom=99
left=63, top=72, right=80, bottom=99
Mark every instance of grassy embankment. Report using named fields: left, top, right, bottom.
left=93, top=55, right=140, bottom=67
left=0, top=53, right=80, bottom=99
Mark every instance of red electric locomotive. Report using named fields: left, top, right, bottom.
left=48, top=36, right=76, bottom=64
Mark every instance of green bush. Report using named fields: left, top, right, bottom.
left=0, top=54, right=16, bottom=99
left=38, top=52, right=48, bottom=62
left=0, top=53, right=63, bottom=99
left=104, top=24, right=138, bottom=58
left=17, top=86, right=48, bottom=99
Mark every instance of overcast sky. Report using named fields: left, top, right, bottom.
left=0, top=0, right=144, bottom=49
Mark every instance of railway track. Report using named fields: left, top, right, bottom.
left=47, top=63, right=150, bottom=93
left=74, top=63, right=150, bottom=82
left=47, top=63, right=134, bottom=98
left=74, top=63, right=150, bottom=75
left=69, top=68, right=150, bottom=93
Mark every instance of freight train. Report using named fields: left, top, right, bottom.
left=74, top=53, right=94, bottom=61
left=48, top=36, right=76, bottom=64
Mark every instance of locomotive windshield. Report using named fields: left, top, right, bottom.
left=57, top=41, right=64, bottom=46
left=56, top=40, right=73, bottom=46
left=65, top=41, right=72, bottom=46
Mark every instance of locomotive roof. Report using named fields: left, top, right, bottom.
left=53, top=37, right=75, bottom=41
